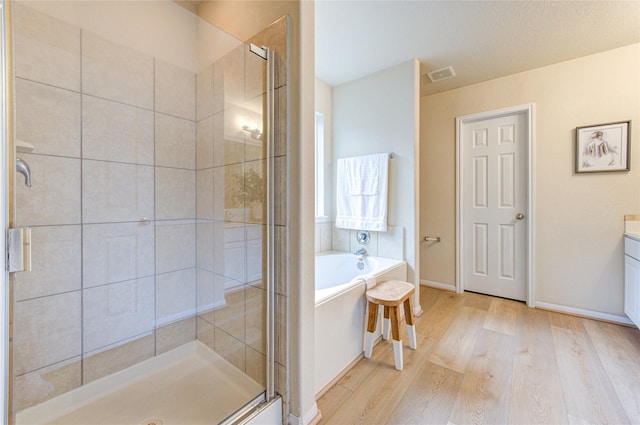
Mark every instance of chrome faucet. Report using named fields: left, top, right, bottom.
left=353, top=247, right=367, bottom=256
left=16, top=157, right=31, bottom=187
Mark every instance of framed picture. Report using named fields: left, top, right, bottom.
left=576, top=121, right=631, bottom=173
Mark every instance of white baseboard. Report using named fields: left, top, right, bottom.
left=287, top=403, right=320, bottom=425
left=536, top=301, right=635, bottom=326
left=417, top=282, right=634, bottom=327
left=420, top=279, right=455, bottom=292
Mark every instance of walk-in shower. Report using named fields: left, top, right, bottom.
left=1, top=1, right=288, bottom=423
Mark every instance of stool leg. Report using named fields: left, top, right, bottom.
left=393, top=340, right=403, bottom=371
left=364, top=301, right=378, bottom=358
left=404, top=297, right=417, bottom=350
left=390, top=306, right=403, bottom=370
left=382, top=305, right=390, bottom=341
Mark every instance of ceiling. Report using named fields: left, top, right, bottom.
left=315, top=0, right=640, bottom=96
left=174, top=0, right=202, bottom=14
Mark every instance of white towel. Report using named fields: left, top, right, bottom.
left=336, top=153, right=389, bottom=231
left=345, top=157, right=379, bottom=195
left=365, top=276, right=377, bottom=290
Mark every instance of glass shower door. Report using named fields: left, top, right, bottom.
left=5, top=2, right=278, bottom=424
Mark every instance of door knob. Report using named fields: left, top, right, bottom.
left=516, top=213, right=525, bottom=220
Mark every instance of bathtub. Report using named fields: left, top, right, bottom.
left=315, top=252, right=407, bottom=305
left=314, top=251, right=407, bottom=396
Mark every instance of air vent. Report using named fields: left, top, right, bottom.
left=427, top=66, right=455, bottom=83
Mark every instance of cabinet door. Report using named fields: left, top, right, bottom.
left=625, top=255, right=640, bottom=327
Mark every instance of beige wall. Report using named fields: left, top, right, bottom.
left=198, top=1, right=293, bottom=43
left=420, top=43, right=640, bottom=317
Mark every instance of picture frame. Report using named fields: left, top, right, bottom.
left=575, top=120, right=631, bottom=173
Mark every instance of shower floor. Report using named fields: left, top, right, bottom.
left=16, top=341, right=264, bottom=425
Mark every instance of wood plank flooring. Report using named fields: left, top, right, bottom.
left=317, top=287, right=640, bottom=425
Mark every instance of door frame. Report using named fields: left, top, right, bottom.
left=456, top=104, right=536, bottom=307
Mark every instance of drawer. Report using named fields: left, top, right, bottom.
left=626, top=236, right=640, bottom=261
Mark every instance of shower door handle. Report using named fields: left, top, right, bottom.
left=8, top=228, right=32, bottom=272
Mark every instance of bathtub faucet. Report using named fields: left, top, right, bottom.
left=353, top=247, right=368, bottom=256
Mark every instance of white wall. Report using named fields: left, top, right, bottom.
left=315, top=78, right=333, bottom=220
left=420, top=43, right=640, bottom=319
left=333, top=59, right=421, bottom=310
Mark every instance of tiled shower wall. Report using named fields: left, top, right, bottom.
left=12, top=4, right=199, bottom=411
left=11, top=4, right=288, bottom=413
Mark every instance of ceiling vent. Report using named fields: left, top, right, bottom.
left=427, top=66, right=455, bottom=83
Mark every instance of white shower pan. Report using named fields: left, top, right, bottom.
left=16, top=341, right=264, bottom=425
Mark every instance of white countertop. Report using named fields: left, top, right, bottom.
left=626, top=232, right=640, bottom=242
left=625, top=216, right=640, bottom=241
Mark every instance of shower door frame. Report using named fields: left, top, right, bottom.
left=264, top=45, right=276, bottom=404
left=219, top=43, right=278, bottom=424
left=0, top=0, right=9, bottom=423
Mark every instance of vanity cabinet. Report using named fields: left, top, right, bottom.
left=625, top=236, right=640, bottom=327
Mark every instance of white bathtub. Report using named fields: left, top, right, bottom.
left=314, top=251, right=407, bottom=395
left=315, top=252, right=406, bottom=305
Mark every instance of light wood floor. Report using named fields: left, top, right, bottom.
left=317, top=287, right=640, bottom=425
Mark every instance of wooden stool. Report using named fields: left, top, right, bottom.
left=364, top=280, right=417, bottom=370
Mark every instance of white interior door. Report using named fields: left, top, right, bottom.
left=460, top=110, right=528, bottom=301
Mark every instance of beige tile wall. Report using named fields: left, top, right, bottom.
left=82, top=277, right=155, bottom=353
left=81, top=31, right=154, bottom=109
left=155, top=113, right=196, bottom=169
left=15, top=78, right=81, bottom=157
left=12, top=4, right=81, bottom=91
left=81, top=95, right=154, bottom=165
left=12, top=3, right=199, bottom=411
left=15, top=153, right=81, bottom=227
left=82, top=222, right=155, bottom=287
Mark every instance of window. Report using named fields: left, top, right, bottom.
left=315, top=112, right=325, bottom=218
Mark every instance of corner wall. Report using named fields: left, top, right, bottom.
left=333, top=59, right=421, bottom=310
left=315, top=78, right=333, bottom=221
left=420, top=43, right=640, bottom=317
